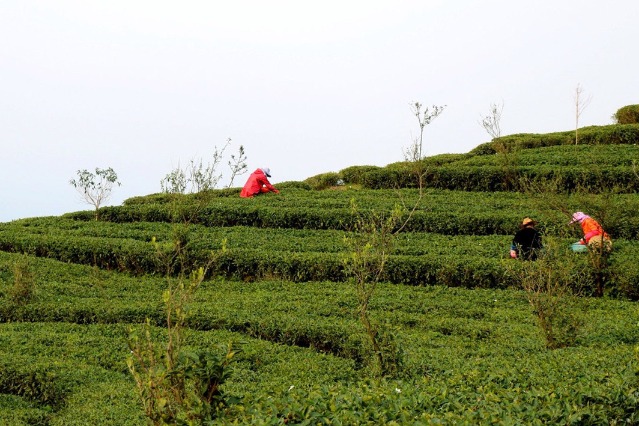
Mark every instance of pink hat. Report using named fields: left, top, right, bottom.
left=569, top=212, right=588, bottom=225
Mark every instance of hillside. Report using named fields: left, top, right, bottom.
left=302, top=123, right=639, bottom=192
left=1, top=124, right=638, bottom=424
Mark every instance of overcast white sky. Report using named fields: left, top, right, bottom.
left=1, top=1, right=637, bottom=222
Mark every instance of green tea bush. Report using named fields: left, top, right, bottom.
left=303, top=172, right=341, bottom=190
left=486, top=124, right=639, bottom=151
left=54, top=188, right=639, bottom=237
left=2, top=220, right=639, bottom=297
left=275, top=180, right=312, bottom=190
left=7, top=254, right=36, bottom=304
left=613, top=104, right=639, bottom=124
left=1, top=256, right=639, bottom=425
left=225, top=373, right=639, bottom=424
left=312, top=155, right=639, bottom=192
left=339, top=165, right=381, bottom=185
left=0, top=359, right=71, bottom=408
left=461, top=144, right=639, bottom=168
left=0, top=394, right=51, bottom=425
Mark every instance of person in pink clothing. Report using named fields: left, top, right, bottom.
left=569, top=211, right=612, bottom=252
left=240, top=167, right=280, bottom=198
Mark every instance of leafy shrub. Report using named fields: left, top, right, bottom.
left=123, top=192, right=188, bottom=206
left=0, top=395, right=50, bottom=425
left=477, top=125, right=639, bottom=153
left=303, top=172, right=341, bottom=190
left=276, top=181, right=312, bottom=190
left=8, top=254, right=36, bottom=304
left=339, top=165, right=381, bottom=185
left=0, top=360, right=70, bottom=408
left=613, top=104, right=639, bottom=124
left=468, top=142, right=497, bottom=156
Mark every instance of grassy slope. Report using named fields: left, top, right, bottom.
left=1, top=127, right=638, bottom=423
left=1, top=252, right=638, bottom=423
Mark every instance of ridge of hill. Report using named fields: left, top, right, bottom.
left=302, top=123, right=639, bottom=192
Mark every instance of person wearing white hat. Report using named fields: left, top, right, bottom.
left=240, top=167, right=280, bottom=198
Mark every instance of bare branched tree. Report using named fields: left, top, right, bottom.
left=507, top=238, right=588, bottom=349
left=161, top=138, right=248, bottom=193
left=226, top=141, right=248, bottom=188
left=479, top=101, right=504, bottom=140
left=343, top=101, right=447, bottom=377
left=574, top=83, right=592, bottom=145
left=403, top=102, right=446, bottom=192
left=405, top=102, right=446, bottom=162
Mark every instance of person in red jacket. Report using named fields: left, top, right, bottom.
left=240, top=167, right=280, bottom=198
left=569, top=211, right=612, bottom=252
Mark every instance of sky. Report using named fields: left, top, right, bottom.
left=1, top=0, right=638, bottom=222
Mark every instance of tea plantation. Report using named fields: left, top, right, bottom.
left=1, top=125, right=639, bottom=424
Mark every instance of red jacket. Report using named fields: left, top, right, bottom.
left=240, top=169, right=278, bottom=198
left=580, top=217, right=609, bottom=243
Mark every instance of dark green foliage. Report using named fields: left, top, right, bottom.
left=0, top=252, right=638, bottom=424
left=468, top=141, right=497, bottom=156
left=333, top=125, right=639, bottom=192
left=489, top=124, right=639, bottom=150
left=0, top=394, right=51, bottom=425
left=275, top=180, right=313, bottom=190
left=303, top=171, right=341, bottom=190
left=0, top=361, right=69, bottom=408
left=613, top=104, right=639, bottom=124
left=3, top=191, right=639, bottom=298
left=7, top=254, right=36, bottom=304
left=339, top=165, right=381, bottom=185
left=311, top=137, right=639, bottom=192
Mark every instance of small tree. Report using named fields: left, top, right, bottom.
left=404, top=102, right=446, bottom=191
left=160, top=166, right=188, bottom=194
left=480, top=101, right=519, bottom=189
left=161, top=138, right=248, bottom=194
left=574, top=83, right=592, bottom=145
left=343, top=201, right=405, bottom=377
left=406, top=102, right=446, bottom=161
left=69, top=167, right=121, bottom=220
left=226, top=143, right=248, bottom=188
left=342, top=102, right=439, bottom=377
left=479, top=101, right=504, bottom=140
left=506, top=238, right=588, bottom=349
left=127, top=236, right=238, bottom=424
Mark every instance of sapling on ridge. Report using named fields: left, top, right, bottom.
left=506, top=238, right=588, bottom=349
left=127, top=232, right=239, bottom=424
left=161, top=138, right=248, bottom=194
left=69, top=167, right=120, bottom=220
left=342, top=100, right=442, bottom=377
left=573, top=83, right=592, bottom=145
left=479, top=101, right=503, bottom=140
left=343, top=200, right=405, bottom=377
left=404, top=102, right=446, bottom=191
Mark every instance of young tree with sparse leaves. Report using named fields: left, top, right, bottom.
left=574, top=83, right=592, bottom=145
left=161, top=138, right=248, bottom=194
left=404, top=102, right=446, bottom=191
left=69, top=167, right=120, bottom=220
